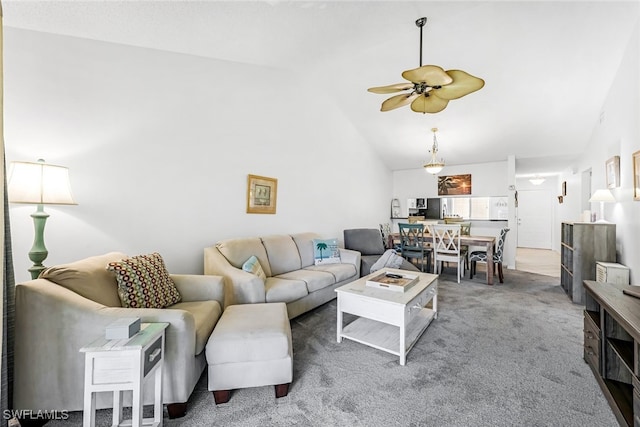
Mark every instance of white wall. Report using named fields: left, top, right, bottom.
left=4, top=28, right=393, bottom=283
left=559, top=20, right=640, bottom=283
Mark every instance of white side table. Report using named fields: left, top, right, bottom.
left=80, top=322, right=169, bottom=427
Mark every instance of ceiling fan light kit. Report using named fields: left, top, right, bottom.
left=368, top=17, right=485, bottom=114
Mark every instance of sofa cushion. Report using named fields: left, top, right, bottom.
left=169, top=300, right=222, bottom=355
left=276, top=269, right=335, bottom=293
left=40, top=252, right=126, bottom=307
left=312, top=238, right=341, bottom=265
left=291, top=232, right=321, bottom=268
left=264, top=277, right=308, bottom=303
left=305, top=263, right=357, bottom=283
left=107, top=253, right=182, bottom=309
left=217, top=237, right=272, bottom=277
left=242, top=255, right=266, bottom=280
left=261, top=235, right=302, bottom=276
left=360, top=255, right=382, bottom=277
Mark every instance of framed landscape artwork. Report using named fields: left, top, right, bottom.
left=606, top=155, right=620, bottom=189
left=634, top=151, right=640, bottom=201
left=438, top=174, right=472, bottom=196
left=246, top=174, right=278, bottom=214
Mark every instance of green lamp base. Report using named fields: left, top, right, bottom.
left=28, top=204, right=49, bottom=280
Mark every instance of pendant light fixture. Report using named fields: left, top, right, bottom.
left=529, top=176, right=545, bottom=185
left=424, top=127, right=445, bottom=174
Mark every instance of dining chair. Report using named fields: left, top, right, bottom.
left=458, top=221, right=471, bottom=270
left=398, top=223, right=431, bottom=272
left=430, top=224, right=465, bottom=283
left=469, top=228, right=510, bottom=283
left=379, top=222, right=393, bottom=250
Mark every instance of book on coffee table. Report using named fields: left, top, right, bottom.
left=365, top=271, right=419, bottom=292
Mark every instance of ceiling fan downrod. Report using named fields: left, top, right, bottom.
left=416, top=17, right=427, bottom=67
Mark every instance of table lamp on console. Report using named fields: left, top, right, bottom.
left=589, top=189, right=615, bottom=223
left=7, top=159, right=77, bottom=279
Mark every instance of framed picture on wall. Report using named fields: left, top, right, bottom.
left=633, top=151, right=640, bottom=201
left=606, top=155, right=620, bottom=189
left=437, top=174, right=472, bottom=196
left=246, top=174, right=278, bottom=214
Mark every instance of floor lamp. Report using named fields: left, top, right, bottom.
left=589, top=189, right=615, bottom=223
left=7, top=159, right=77, bottom=279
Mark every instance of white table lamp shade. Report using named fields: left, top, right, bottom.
left=589, top=189, right=616, bottom=203
left=589, top=189, right=615, bottom=223
left=8, top=160, right=77, bottom=205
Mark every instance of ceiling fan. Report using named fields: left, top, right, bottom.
left=368, top=17, right=485, bottom=114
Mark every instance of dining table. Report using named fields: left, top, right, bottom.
left=389, top=232, right=497, bottom=285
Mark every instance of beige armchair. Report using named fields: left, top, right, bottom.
left=14, top=252, right=225, bottom=418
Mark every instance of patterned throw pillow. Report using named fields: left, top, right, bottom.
left=312, top=238, right=341, bottom=265
left=242, top=255, right=266, bottom=280
left=107, top=252, right=182, bottom=309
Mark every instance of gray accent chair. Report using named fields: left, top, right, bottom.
left=343, top=228, right=419, bottom=277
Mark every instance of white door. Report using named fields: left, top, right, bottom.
left=517, top=190, right=553, bottom=249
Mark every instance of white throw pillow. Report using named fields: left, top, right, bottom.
left=312, top=238, right=341, bottom=265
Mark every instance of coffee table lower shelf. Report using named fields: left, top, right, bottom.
left=340, top=308, right=436, bottom=358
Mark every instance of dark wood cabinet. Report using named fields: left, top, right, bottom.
left=584, top=280, right=640, bottom=426
left=561, top=222, right=616, bottom=304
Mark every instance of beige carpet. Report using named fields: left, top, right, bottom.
left=516, top=247, right=560, bottom=278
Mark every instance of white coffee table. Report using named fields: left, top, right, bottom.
left=335, top=268, right=438, bottom=365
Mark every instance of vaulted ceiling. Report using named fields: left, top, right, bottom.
left=3, top=1, right=639, bottom=175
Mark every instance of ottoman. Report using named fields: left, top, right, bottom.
left=205, top=302, right=292, bottom=403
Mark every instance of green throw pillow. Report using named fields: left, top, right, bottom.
left=107, top=252, right=181, bottom=309
left=242, top=255, right=266, bottom=280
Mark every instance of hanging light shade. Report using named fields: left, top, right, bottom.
left=424, top=127, right=445, bottom=174
left=529, top=176, right=545, bottom=185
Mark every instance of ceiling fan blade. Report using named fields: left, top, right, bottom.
left=381, top=93, right=420, bottom=112
left=367, top=83, right=414, bottom=94
left=401, top=65, right=452, bottom=85
left=434, top=70, right=485, bottom=100
left=410, top=94, right=449, bottom=114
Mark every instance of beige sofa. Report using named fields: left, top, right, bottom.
left=14, top=252, right=225, bottom=418
left=204, top=232, right=360, bottom=318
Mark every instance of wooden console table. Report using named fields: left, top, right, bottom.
left=584, top=280, right=640, bottom=426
